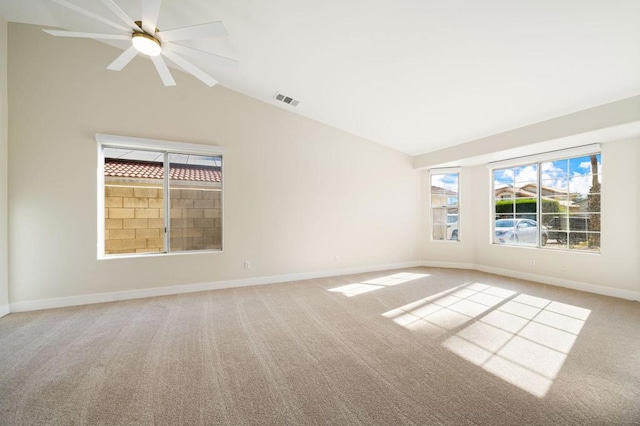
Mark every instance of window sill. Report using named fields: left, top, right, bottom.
left=98, top=249, right=223, bottom=260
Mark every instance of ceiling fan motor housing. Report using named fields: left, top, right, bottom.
left=132, top=31, right=161, bottom=56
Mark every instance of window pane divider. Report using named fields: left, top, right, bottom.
left=163, top=152, right=170, bottom=253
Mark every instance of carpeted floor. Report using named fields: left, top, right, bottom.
left=1, top=267, right=639, bottom=425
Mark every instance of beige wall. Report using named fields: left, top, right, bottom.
left=7, top=23, right=421, bottom=304
left=414, top=95, right=640, bottom=169
left=473, top=138, right=639, bottom=293
left=421, top=170, right=475, bottom=266
left=6, top=22, right=637, bottom=308
left=421, top=135, right=640, bottom=297
left=0, top=17, right=8, bottom=314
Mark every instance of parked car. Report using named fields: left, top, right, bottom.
left=545, top=216, right=589, bottom=244
left=447, top=213, right=458, bottom=240
left=494, top=219, right=548, bottom=246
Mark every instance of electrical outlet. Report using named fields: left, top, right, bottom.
left=243, top=261, right=251, bottom=270
left=334, top=255, right=340, bottom=263
left=529, top=260, right=536, bottom=267
left=561, top=264, right=567, bottom=271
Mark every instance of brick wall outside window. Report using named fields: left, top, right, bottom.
left=104, top=184, right=222, bottom=254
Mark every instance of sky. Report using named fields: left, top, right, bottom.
left=493, top=154, right=602, bottom=196
left=431, top=173, right=458, bottom=192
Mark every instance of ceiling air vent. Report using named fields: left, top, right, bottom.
left=274, top=92, right=300, bottom=107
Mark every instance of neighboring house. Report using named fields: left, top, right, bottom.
left=571, top=195, right=594, bottom=212
left=521, top=183, right=580, bottom=201
left=431, top=185, right=458, bottom=207
left=494, top=186, right=537, bottom=200
left=495, top=184, right=581, bottom=212
left=431, top=186, right=458, bottom=240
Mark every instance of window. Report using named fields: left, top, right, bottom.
left=430, top=169, right=459, bottom=241
left=492, top=148, right=601, bottom=252
left=97, top=134, right=223, bottom=257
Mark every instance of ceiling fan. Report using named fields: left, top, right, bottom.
left=43, top=0, right=238, bottom=87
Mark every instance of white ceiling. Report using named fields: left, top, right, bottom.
left=0, top=0, right=639, bottom=156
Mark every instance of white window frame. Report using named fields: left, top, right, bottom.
left=488, top=144, right=601, bottom=252
left=429, top=167, right=461, bottom=242
left=96, top=133, right=224, bottom=259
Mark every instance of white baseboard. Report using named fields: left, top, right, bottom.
left=6, top=259, right=638, bottom=314
left=474, top=264, right=640, bottom=301
left=8, top=260, right=424, bottom=313
left=422, top=261, right=476, bottom=270
left=423, top=260, right=640, bottom=301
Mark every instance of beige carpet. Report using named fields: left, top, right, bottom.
left=1, top=267, right=639, bottom=425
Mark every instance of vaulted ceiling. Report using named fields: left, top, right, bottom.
left=0, top=0, right=638, bottom=155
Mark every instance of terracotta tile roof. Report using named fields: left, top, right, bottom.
left=105, top=158, right=221, bottom=182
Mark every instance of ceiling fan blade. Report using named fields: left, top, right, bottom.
left=164, top=43, right=238, bottom=70
left=162, top=50, right=218, bottom=87
left=107, top=46, right=138, bottom=71
left=151, top=55, right=176, bottom=86
left=43, top=29, right=130, bottom=40
left=158, top=22, right=228, bottom=42
left=141, top=0, right=162, bottom=35
left=100, top=0, right=140, bottom=32
left=51, top=0, right=130, bottom=32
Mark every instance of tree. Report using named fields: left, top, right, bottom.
left=588, top=155, right=600, bottom=248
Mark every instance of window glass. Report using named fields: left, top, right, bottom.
left=168, top=153, right=222, bottom=252
left=493, top=163, right=538, bottom=246
left=104, top=148, right=166, bottom=255
left=493, top=153, right=601, bottom=252
left=101, top=144, right=223, bottom=257
left=431, top=172, right=459, bottom=241
left=545, top=154, right=601, bottom=252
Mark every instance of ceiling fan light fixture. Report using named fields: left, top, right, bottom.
left=45, top=0, right=236, bottom=87
left=132, top=32, right=161, bottom=56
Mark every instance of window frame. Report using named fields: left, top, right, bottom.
left=489, top=145, right=601, bottom=253
left=429, top=167, right=461, bottom=243
left=96, top=133, right=224, bottom=259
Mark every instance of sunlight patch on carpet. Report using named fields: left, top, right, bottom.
left=382, top=283, right=590, bottom=397
left=327, top=272, right=429, bottom=297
